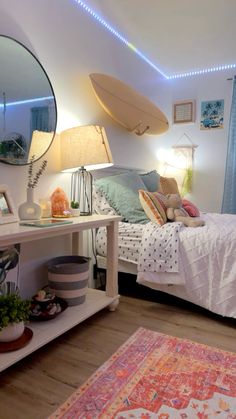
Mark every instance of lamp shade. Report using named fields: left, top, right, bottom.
left=60, top=125, right=113, bottom=172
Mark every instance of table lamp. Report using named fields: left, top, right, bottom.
left=60, top=125, right=113, bottom=215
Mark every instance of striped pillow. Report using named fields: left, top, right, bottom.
left=139, top=190, right=167, bottom=225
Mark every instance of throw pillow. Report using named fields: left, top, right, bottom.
left=182, top=198, right=200, bottom=217
left=139, top=190, right=167, bottom=225
left=139, top=170, right=160, bottom=192
left=95, top=171, right=149, bottom=224
left=159, top=176, right=180, bottom=195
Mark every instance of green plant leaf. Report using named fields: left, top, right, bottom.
left=0, top=293, right=31, bottom=330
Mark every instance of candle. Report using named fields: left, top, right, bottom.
left=39, top=199, right=52, bottom=218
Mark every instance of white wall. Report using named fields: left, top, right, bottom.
left=0, top=0, right=168, bottom=206
left=0, top=0, right=234, bottom=294
left=150, top=73, right=234, bottom=212
left=0, top=0, right=233, bottom=210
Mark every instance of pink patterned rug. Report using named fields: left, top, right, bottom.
left=49, top=327, right=236, bottom=418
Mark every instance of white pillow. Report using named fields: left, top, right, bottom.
left=92, top=185, right=119, bottom=216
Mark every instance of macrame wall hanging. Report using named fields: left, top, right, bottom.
left=162, top=133, right=198, bottom=196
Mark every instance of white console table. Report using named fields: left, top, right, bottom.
left=0, top=214, right=122, bottom=372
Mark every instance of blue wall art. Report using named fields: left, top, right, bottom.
left=200, top=99, right=224, bottom=130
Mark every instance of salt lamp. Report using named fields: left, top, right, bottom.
left=50, top=188, right=70, bottom=216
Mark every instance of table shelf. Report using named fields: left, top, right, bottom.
left=0, top=214, right=121, bottom=372
left=0, top=288, right=117, bottom=372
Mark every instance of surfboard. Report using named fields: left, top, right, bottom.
left=89, top=73, right=169, bottom=136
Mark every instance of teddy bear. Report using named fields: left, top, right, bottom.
left=163, top=194, right=205, bottom=227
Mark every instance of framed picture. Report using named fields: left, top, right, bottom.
left=173, top=100, right=195, bottom=124
left=200, top=99, right=224, bottom=130
left=0, top=185, right=18, bottom=224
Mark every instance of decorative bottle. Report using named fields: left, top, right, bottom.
left=18, top=187, right=42, bottom=220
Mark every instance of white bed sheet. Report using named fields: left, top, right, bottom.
left=96, top=222, right=143, bottom=264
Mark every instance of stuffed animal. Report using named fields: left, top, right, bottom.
left=163, top=194, right=205, bottom=227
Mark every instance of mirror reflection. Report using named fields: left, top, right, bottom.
left=0, top=36, right=57, bottom=165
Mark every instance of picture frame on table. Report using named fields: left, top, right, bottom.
left=0, top=185, right=18, bottom=224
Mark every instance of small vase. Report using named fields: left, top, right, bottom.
left=0, top=321, right=24, bottom=342
left=18, top=188, right=42, bottom=220
left=70, top=208, right=80, bottom=217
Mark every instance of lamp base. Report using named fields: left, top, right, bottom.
left=71, top=167, right=92, bottom=216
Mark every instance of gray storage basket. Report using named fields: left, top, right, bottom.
left=47, top=256, right=90, bottom=306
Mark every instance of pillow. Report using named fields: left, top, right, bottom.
left=158, top=176, right=180, bottom=195
left=182, top=199, right=200, bottom=217
left=139, top=190, right=167, bottom=225
left=139, top=170, right=160, bottom=192
left=93, top=185, right=118, bottom=216
left=95, top=171, right=149, bottom=224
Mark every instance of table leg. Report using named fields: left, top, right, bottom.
left=72, top=232, right=83, bottom=255
left=106, top=220, right=119, bottom=310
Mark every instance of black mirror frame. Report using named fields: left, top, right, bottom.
left=0, top=34, right=57, bottom=166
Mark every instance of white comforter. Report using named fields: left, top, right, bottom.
left=137, top=213, right=236, bottom=318
left=96, top=213, right=236, bottom=317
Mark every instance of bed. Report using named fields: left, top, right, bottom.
left=93, top=166, right=236, bottom=319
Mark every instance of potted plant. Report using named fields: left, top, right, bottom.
left=70, top=200, right=80, bottom=217
left=0, top=293, right=31, bottom=342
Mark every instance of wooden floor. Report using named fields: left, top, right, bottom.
left=0, top=293, right=236, bottom=419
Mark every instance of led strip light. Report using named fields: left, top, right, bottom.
left=0, top=96, right=54, bottom=108
left=73, top=0, right=168, bottom=79
left=73, top=0, right=236, bottom=80
left=167, top=64, right=236, bottom=79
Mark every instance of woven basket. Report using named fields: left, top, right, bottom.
left=47, top=256, right=90, bottom=306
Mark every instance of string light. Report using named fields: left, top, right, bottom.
left=72, top=0, right=236, bottom=80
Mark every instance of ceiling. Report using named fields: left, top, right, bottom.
left=86, top=0, right=236, bottom=76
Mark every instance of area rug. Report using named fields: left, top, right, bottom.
left=49, top=327, right=236, bottom=418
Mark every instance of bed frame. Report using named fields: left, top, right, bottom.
left=96, top=255, right=203, bottom=309
left=93, top=166, right=194, bottom=303
left=93, top=165, right=236, bottom=319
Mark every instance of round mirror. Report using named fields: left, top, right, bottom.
left=0, top=35, right=57, bottom=165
